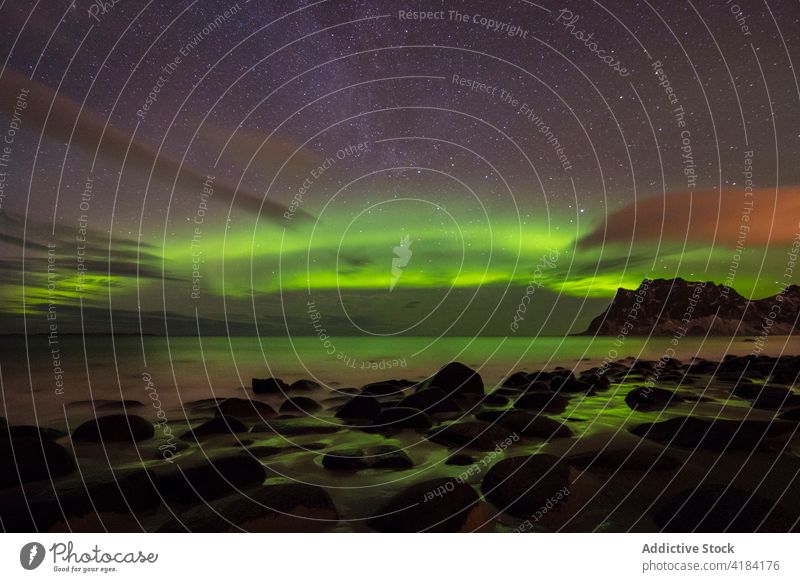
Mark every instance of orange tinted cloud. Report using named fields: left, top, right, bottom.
left=579, top=186, right=800, bottom=249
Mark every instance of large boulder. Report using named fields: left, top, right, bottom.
left=513, top=392, right=570, bottom=413
left=153, top=453, right=266, bottom=503
left=361, top=381, right=410, bottom=398
left=500, top=375, right=550, bottom=394
left=481, top=455, right=571, bottom=517
left=290, top=379, right=321, bottom=392
left=624, top=387, right=684, bottom=411
left=335, top=395, right=382, bottom=421
left=779, top=407, right=800, bottom=421
left=216, top=398, right=275, bottom=419
left=0, top=437, right=76, bottom=488
left=279, top=397, right=321, bottom=415
left=424, top=362, right=484, bottom=398
left=2, top=425, right=67, bottom=440
left=549, top=373, right=588, bottom=393
left=321, top=448, right=370, bottom=471
left=252, top=377, right=289, bottom=394
left=369, top=445, right=414, bottom=469
left=369, top=478, right=482, bottom=532
left=0, top=467, right=159, bottom=531
left=72, top=414, right=154, bottom=442
left=181, top=416, right=248, bottom=440
left=503, top=371, right=533, bottom=389
left=482, top=394, right=510, bottom=407
left=446, top=453, right=476, bottom=466
left=580, top=372, right=611, bottom=392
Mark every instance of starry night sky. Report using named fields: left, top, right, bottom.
left=1, top=0, right=799, bottom=336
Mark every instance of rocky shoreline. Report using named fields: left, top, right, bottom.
left=2, top=356, right=800, bottom=532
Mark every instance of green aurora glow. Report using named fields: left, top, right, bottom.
left=5, top=199, right=794, bottom=333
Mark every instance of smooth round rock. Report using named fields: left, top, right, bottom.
left=72, top=414, right=154, bottom=442
left=481, top=455, right=571, bottom=517
left=181, top=416, right=247, bottom=440
left=216, top=398, right=275, bottom=419
left=513, top=392, right=570, bottom=413
left=279, top=397, right=321, bottom=415
left=335, top=396, right=382, bottom=421
left=369, top=445, right=414, bottom=469
left=321, top=448, right=369, bottom=471
left=252, top=377, right=289, bottom=394
left=625, top=387, right=684, bottom=411
left=0, top=438, right=76, bottom=488
left=373, top=407, right=433, bottom=431
left=154, top=454, right=266, bottom=503
left=425, top=362, right=484, bottom=398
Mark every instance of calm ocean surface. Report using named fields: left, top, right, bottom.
left=2, top=335, right=799, bottom=425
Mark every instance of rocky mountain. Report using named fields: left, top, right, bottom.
left=580, top=278, right=800, bottom=336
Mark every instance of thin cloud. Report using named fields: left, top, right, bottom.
left=0, top=69, right=310, bottom=221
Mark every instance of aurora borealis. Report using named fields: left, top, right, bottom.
left=1, top=0, right=799, bottom=337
